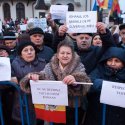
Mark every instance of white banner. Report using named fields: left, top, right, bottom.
left=30, top=80, right=68, bottom=106
left=66, top=11, right=97, bottom=33
left=100, top=81, right=125, bottom=108
left=0, top=57, right=11, bottom=81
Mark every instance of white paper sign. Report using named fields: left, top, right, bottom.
left=50, top=5, right=68, bottom=20
left=0, top=21, right=2, bottom=32
left=20, top=24, right=27, bottom=31
left=0, top=57, right=11, bottom=81
left=100, top=81, right=125, bottom=108
left=28, top=18, right=47, bottom=31
left=39, top=18, right=47, bottom=31
left=66, top=11, right=97, bottom=33
left=30, top=80, right=68, bottom=106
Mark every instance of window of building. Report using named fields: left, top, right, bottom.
left=3, top=3, right=11, bottom=20
left=16, top=3, right=25, bottom=20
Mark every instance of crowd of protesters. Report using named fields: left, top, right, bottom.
left=0, top=12, right=125, bottom=125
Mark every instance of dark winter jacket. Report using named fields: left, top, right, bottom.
left=53, top=29, right=115, bottom=74
left=84, top=47, right=125, bottom=125
left=11, top=56, right=46, bottom=124
left=37, top=45, right=54, bottom=63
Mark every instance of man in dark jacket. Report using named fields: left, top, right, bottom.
left=53, top=22, right=115, bottom=74
left=3, top=31, right=17, bottom=61
left=28, top=27, right=54, bottom=63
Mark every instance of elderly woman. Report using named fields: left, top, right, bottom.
left=20, top=40, right=91, bottom=125
left=11, top=41, right=46, bottom=125
left=84, top=47, right=125, bottom=125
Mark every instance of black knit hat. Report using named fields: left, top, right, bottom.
left=77, top=33, right=93, bottom=36
left=28, top=27, right=44, bottom=36
left=119, top=23, right=125, bottom=31
left=3, top=31, right=16, bottom=40
left=17, top=41, right=38, bottom=55
left=0, top=45, right=11, bottom=55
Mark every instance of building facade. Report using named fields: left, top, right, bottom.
left=0, top=0, right=92, bottom=21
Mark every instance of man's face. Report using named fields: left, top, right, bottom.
left=120, top=29, right=125, bottom=43
left=76, top=34, right=92, bottom=50
left=4, top=40, right=16, bottom=49
left=30, top=34, right=44, bottom=47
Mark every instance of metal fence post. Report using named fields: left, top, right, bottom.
left=102, top=104, right=106, bottom=125
left=75, top=96, right=78, bottom=125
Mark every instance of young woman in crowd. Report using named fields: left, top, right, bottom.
left=91, top=33, right=102, bottom=47
left=20, top=40, right=91, bottom=125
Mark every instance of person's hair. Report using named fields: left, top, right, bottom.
left=91, top=33, right=100, bottom=44
left=57, top=38, right=75, bottom=54
left=18, top=33, right=30, bottom=43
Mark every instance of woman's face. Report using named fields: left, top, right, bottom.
left=106, top=57, right=124, bottom=69
left=92, top=35, right=102, bottom=47
left=21, top=45, right=35, bottom=62
left=57, top=46, right=73, bottom=67
left=0, top=49, right=9, bottom=57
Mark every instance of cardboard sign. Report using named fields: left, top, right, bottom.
left=66, top=11, right=97, bottom=33
left=30, top=80, right=68, bottom=106
left=100, top=81, right=125, bottom=108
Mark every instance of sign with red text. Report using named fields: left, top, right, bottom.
left=100, top=81, right=125, bottom=108
left=66, top=11, right=97, bottom=33
left=30, top=80, right=68, bottom=106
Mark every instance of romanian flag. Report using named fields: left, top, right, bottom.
left=34, top=104, right=66, bottom=123
left=110, top=0, right=120, bottom=15
left=97, top=0, right=113, bottom=9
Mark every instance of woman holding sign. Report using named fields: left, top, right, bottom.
left=11, top=41, right=46, bottom=125
left=20, top=40, right=91, bottom=125
left=84, top=47, right=125, bottom=125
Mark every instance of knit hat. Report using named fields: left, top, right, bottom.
left=28, top=27, right=44, bottom=36
left=0, top=45, right=11, bottom=55
left=3, top=31, right=16, bottom=40
left=77, top=33, right=93, bottom=36
left=17, top=41, right=38, bottom=55
left=119, top=23, right=125, bottom=31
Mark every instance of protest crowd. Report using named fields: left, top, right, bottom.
left=1, top=3, right=125, bottom=125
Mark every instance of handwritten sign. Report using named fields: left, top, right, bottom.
left=66, top=11, right=97, bottom=33
left=50, top=5, right=68, bottom=20
left=39, top=18, right=47, bottom=31
left=30, top=80, right=68, bottom=106
left=28, top=18, right=47, bottom=31
left=0, top=57, right=11, bottom=81
left=100, top=81, right=125, bottom=108
left=20, top=24, right=27, bottom=31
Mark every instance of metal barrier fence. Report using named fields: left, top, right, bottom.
left=0, top=81, right=26, bottom=125
left=1, top=82, right=105, bottom=125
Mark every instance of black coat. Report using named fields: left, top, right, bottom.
left=84, top=47, right=125, bottom=125
left=53, top=29, right=115, bottom=74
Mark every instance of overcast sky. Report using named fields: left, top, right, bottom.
left=119, top=0, right=125, bottom=13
